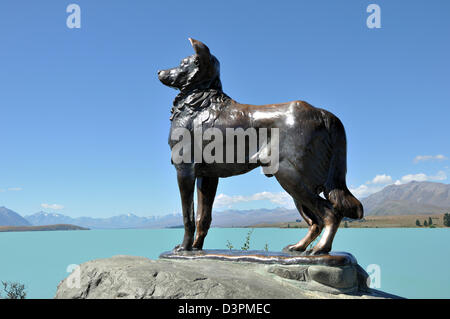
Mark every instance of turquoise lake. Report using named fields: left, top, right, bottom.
left=0, top=228, right=449, bottom=299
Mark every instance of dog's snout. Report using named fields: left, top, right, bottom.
left=158, top=70, right=167, bottom=81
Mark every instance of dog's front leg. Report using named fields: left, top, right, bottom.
left=174, top=166, right=196, bottom=252
left=193, top=176, right=219, bottom=250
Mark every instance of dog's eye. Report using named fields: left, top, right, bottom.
left=194, top=59, right=200, bottom=66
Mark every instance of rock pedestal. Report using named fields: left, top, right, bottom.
left=160, top=250, right=370, bottom=295
left=55, top=251, right=399, bottom=299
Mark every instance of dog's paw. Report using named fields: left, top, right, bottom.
left=172, top=244, right=182, bottom=252
left=303, top=249, right=314, bottom=256
left=172, top=244, right=192, bottom=253
left=282, top=245, right=305, bottom=255
left=305, top=248, right=329, bottom=256
left=281, top=245, right=293, bottom=253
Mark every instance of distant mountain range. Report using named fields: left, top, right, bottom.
left=1, top=181, right=449, bottom=228
left=361, top=181, right=450, bottom=215
left=0, top=207, right=31, bottom=226
left=24, top=208, right=299, bottom=229
left=24, top=211, right=183, bottom=229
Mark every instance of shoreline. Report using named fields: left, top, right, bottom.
left=250, top=213, right=448, bottom=229
left=0, top=224, right=89, bottom=232
left=1, top=214, right=448, bottom=232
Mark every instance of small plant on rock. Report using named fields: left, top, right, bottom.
left=241, top=229, right=254, bottom=251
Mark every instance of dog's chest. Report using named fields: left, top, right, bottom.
left=168, top=108, right=217, bottom=148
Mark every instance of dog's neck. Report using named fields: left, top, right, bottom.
left=170, top=88, right=231, bottom=121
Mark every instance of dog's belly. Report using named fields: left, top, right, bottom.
left=195, top=162, right=260, bottom=178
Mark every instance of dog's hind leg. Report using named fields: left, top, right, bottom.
left=308, top=210, right=342, bottom=255
left=174, top=167, right=196, bottom=252
left=275, top=161, right=342, bottom=255
left=285, top=200, right=323, bottom=252
left=193, top=176, right=219, bottom=250
left=275, top=163, right=325, bottom=252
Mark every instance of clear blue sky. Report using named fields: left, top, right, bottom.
left=1, top=1, right=449, bottom=217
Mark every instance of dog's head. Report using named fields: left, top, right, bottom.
left=158, top=38, right=222, bottom=92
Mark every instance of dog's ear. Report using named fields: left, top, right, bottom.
left=188, top=38, right=211, bottom=57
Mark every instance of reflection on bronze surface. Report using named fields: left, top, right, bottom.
left=160, top=249, right=357, bottom=267
left=158, top=39, right=363, bottom=255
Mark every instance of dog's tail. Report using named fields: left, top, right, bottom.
left=323, top=114, right=364, bottom=220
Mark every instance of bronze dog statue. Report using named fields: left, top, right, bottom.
left=158, top=38, right=363, bottom=255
